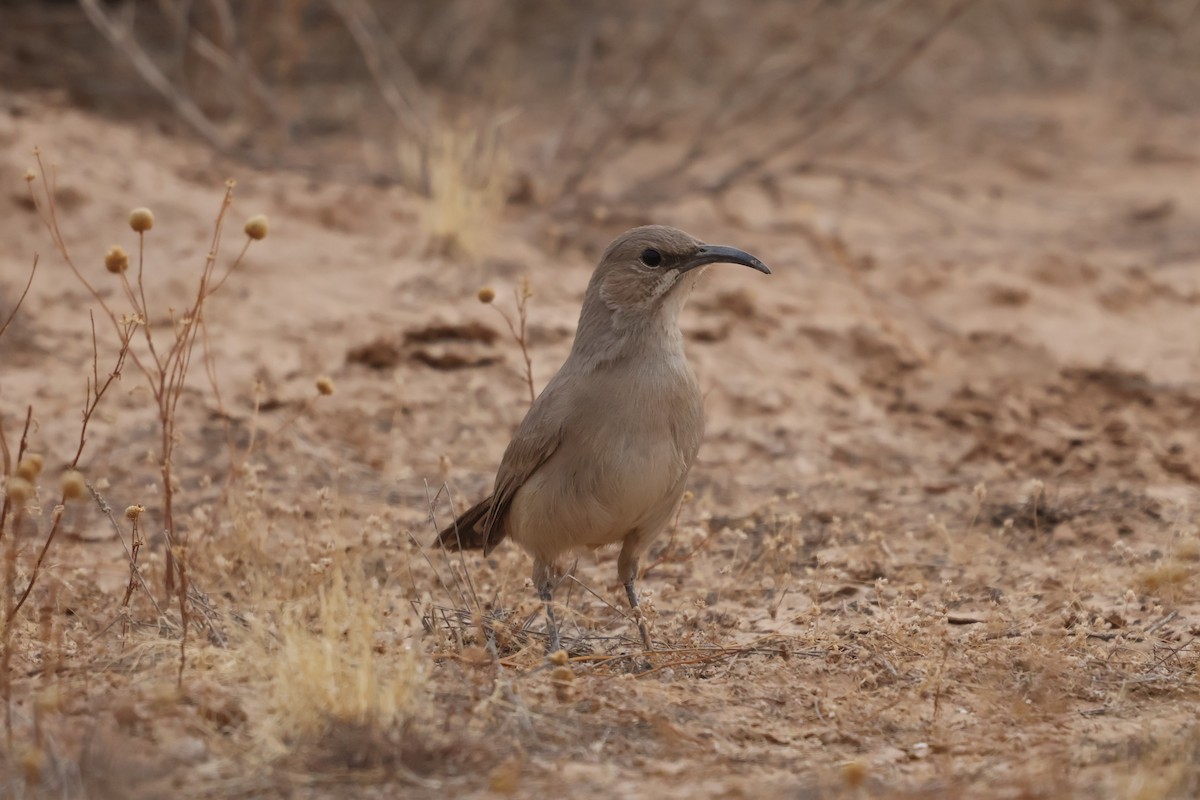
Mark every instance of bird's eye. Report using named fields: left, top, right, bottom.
left=640, top=248, right=663, bottom=267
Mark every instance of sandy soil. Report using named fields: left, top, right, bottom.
left=2, top=7, right=1200, bottom=797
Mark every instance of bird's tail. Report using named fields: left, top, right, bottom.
left=435, top=496, right=507, bottom=553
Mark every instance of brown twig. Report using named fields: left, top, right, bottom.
left=0, top=255, right=37, bottom=342
left=27, top=157, right=259, bottom=682
left=2, top=500, right=16, bottom=749
left=88, top=484, right=164, bottom=621
left=0, top=408, right=34, bottom=548
left=119, top=510, right=145, bottom=639
left=487, top=277, right=536, bottom=406
left=8, top=324, right=133, bottom=624
left=163, top=527, right=191, bottom=686
left=0, top=407, right=32, bottom=750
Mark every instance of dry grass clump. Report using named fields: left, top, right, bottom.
left=1138, top=561, right=1193, bottom=598
left=419, top=125, right=509, bottom=260
left=0, top=153, right=380, bottom=795
left=16, top=151, right=278, bottom=683
left=1114, top=726, right=1200, bottom=800
left=220, top=560, right=427, bottom=766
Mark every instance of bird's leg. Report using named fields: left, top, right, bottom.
left=623, top=579, right=653, bottom=651
left=618, top=543, right=652, bottom=651
left=533, top=559, right=562, bottom=654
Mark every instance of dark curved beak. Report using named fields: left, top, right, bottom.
left=681, top=244, right=771, bottom=275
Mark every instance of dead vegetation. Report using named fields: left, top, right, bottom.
left=2, top=1, right=1200, bottom=798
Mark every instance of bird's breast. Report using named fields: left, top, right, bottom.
left=507, top=355, right=704, bottom=560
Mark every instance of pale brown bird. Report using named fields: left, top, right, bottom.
left=437, top=225, right=769, bottom=652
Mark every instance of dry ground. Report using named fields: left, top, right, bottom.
left=2, top=2, right=1200, bottom=798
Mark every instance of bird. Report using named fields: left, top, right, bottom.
left=436, top=225, right=769, bottom=653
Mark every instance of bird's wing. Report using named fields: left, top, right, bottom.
left=480, top=390, right=565, bottom=554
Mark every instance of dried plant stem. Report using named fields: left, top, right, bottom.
left=0, top=408, right=34, bottom=548
left=89, top=483, right=165, bottom=620
left=29, top=154, right=260, bottom=686
left=2, top=510, right=16, bottom=749
left=0, top=256, right=37, bottom=342
left=488, top=278, right=536, bottom=406
left=0, top=408, right=35, bottom=752
left=8, top=322, right=132, bottom=624
left=119, top=513, right=146, bottom=639
left=165, top=528, right=191, bottom=686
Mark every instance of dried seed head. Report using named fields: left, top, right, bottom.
left=34, top=686, right=62, bottom=714
left=6, top=477, right=33, bottom=505
left=477, top=287, right=496, bottom=304
left=19, top=745, right=44, bottom=786
left=129, top=207, right=155, bottom=233
left=547, top=649, right=569, bottom=666
left=104, top=245, right=130, bottom=274
left=16, top=454, right=44, bottom=481
left=841, top=760, right=868, bottom=788
left=244, top=214, right=269, bottom=241
left=24, top=169, right=36, bottom=183
left=60, top=470, right=85, bottom=501
left=315, top=376, right=335, bottom=396
left=551, top=664, right=575, bottom=702
left=125, top=504, right=145, bottom=520
left=487, top=758, right=522, bottom=794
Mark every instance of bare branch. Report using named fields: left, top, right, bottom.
left=77, top=0, right=234, bottom=153
left=707, top=0, right=980, bottom=194
left=328, top=0, right=432, bottom=147
left=555, top=0, right=697, bottom=200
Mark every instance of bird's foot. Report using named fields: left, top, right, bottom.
left=630, top=607, right=653, bottom=652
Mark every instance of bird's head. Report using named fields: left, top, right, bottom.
left=588, top=225, right=770, bottom=328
